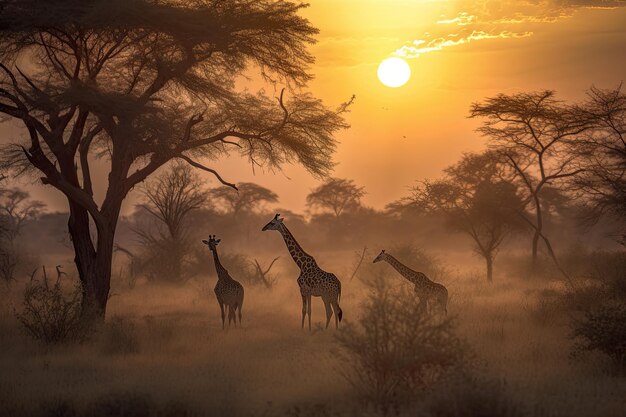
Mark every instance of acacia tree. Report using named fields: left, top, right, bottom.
left=393, top=152, right=525, bottom=282
left=133, top=162, right=206, bottom=283
left=0, top=0, right=350, bottom=320
left=470, top=91, right=594, bottom=271
left=571, top=85, right=626, bottom=243
left=0, top=186, right=45, bottom=282
left=306, top=177, right=365, bottom=217
left=209, top=182, right=278, bottom=216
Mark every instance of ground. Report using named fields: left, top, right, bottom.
left=1, top=251, right=625, bottom=417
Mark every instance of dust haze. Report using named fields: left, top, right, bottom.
left=1, top=1, right=625, bottom=417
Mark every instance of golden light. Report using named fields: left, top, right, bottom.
left=377, top=57, right=411, bottom=88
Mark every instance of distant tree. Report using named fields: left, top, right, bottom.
left=133, top=162, right=207, bottom=283
left=0, top=188, right=45, bottom=241
left=470, top=91, right=594, bottom=273
left=0, top=1, right=351, bottom=320
left=393, top=152, right=525, bottom=282
left=306, top=178, right=365, bottom=217
left=0, top=186, right=45, bottom=282
left=209, top=182, right=278, bottom=216
left=570, top=85, right=626, bottom=243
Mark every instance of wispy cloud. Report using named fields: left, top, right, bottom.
left=392, top=0, right=625, bottom=59
left=436, top=12, right=476, bottom=26
left=394, top=31, right=533, bottom=59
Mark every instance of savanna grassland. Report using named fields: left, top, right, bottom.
left=1, top=245, right=625, bottom=417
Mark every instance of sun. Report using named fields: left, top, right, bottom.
left=377, top=57, right=411, bottom=88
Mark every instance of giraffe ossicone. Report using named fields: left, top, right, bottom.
left=262, top=213, right=343, bottom=330
left=202, top=235, right=245, bottom=329
left=373, top=249, right=448, bottom=315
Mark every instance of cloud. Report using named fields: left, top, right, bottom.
left=394, top=31, right=533, bottom=59
left=436, top=12, right=476, bottom=26
left=391, top=0, right=625, bottom=59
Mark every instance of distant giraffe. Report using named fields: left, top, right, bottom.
left=373, top=250, right=448, bottom=315
left=262, top=214, right=343, bottom=330
left=202, top=235, right=244, bottom=329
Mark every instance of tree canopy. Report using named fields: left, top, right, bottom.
left=0, top=0, right=351, bottom=319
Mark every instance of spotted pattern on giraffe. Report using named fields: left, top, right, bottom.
left=373, top=249, right=448, bottom=315
left=202, top=235, right=245, bottom=329
left=262, top=214, right=343, bottom=330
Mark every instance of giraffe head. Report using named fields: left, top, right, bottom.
left=201, top=235, right=221, bottom=252
left=373, top=250, right=387, bottom=263
left=262, top=213, right=284, bottom=232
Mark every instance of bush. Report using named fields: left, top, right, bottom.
left=423, top=375, right=523, bottom=417
left=15, top=267, right=83, bottom=344
left=100, top=316, right=140, bottom=355
left=571, top=302, right=626, bottom=375
left=334, top=275, right=468, bottom=410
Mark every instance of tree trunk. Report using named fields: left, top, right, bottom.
left=531, top=192, right=544, bottom=271
left=485, top=253, right=494, bottom=283
left=67, top=200, right=117, bottom=323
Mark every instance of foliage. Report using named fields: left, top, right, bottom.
left=0, top=0, right=350, bottom=319
left=131, top=163, right=207, bottom=284
left=335, top=276, right=468, bottom=410
left=423, top=374, right=524, bottom=417
left=0, top=187, right=44, bottom=282
left=571, top=85, right=626, bottom=242
left=571, top=302, right=626, bottom=375
left=470, top=90, right=595, bottom=272
left=15, top=266, right=83, bottom=344
left=209, top=182, right=278, bottom=215
left=306, top=178, right=365, bottom=217
left=392, top=152, right=525, bottom=282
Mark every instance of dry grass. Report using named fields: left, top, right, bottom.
left=1, top=251, right=625, bottom=417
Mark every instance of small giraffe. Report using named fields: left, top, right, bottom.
left=202, top=235, right=245, bottom=329
left=373, top=250, right=448, bottom=315
left=262, top=214, right=343, bottom=330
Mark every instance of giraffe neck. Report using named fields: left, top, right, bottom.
left=211, top=249, right=229, bottom=280
left=278, top=223, right=316, bottom=270
left=384, top=254, right=424, bottom=286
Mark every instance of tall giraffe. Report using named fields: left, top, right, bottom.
left=202, top=235, right=245, bottom=329
left=373, top=250, right=448, bottom=315
left=262, top=214, right=343, bottom=330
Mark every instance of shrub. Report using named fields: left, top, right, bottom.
left=570, top=302, right=626, bottom=375
left=424, top=375, right=523, bottom=417
left=100, top=316, right=140, bottom=355
left=334, top=275, right=469, bottom=410
left=15, top=266, right=83, bottom=344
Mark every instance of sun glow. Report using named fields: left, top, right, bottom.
left=377, top=57, right=411, bottom=88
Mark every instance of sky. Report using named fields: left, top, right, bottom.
left=8, top=0, right=626, bottom=215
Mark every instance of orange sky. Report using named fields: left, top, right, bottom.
left=9, top=0, right=626, bottom=215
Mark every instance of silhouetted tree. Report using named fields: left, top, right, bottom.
left=133, top=162, right=206, bottom=283
left=570, top=85, right=626, bottom=243
left=0, top=186, right=44, bottom=282
left=471, top=91, right=594, bottom=273
left=0, top=0, right=350, bottom=320
left=393, top=152, right=525, bottom=282
left=306, top=177, right=365, bottom=217
left=209, top=182, right=278, bottom=216
left=0, top=188, right=45, bottom=241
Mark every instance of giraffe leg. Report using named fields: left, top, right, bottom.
left=237, top=304, right=242, bottom=325
left=228, top=305, right=234, bottom=327
left=331, top=301, right=341, bottom=329
left=301, top=295, right=307, bottom=329
left=219, top=303, right=226, bottom=330
left=323, top=298, right=332, bottom=329
left=307, top=294, right=312, bottom=331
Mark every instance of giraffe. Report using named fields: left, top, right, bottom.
left=201, top=235, right=245, bottom=329
left=262, top=214, right=343, bottom=330
left=373, top=250, right=448, bottom=315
